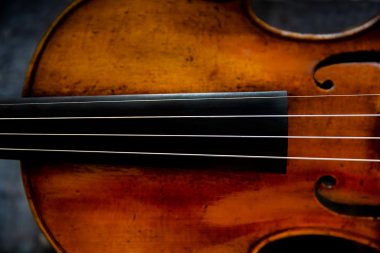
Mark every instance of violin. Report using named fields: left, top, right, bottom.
left=4, top=0, right=380, bottom=252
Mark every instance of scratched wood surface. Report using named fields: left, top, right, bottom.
left=22, top=0, right=380, bottom=252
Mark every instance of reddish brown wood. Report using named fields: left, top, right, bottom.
left=22, top=0, right=380, bottom=252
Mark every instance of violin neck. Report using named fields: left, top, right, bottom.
left=0, top=91, right=288, bottom=171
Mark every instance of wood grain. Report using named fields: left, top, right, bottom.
left=22, top=0, right=380, bottom=252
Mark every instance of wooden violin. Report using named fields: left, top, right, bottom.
left=4, top=0, right=380, bottom=252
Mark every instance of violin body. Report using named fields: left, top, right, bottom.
left=22, top=0, right=380, bottom=252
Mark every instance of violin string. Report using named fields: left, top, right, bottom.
left=0, top=114, right=379, bottom=120
left=0, top=133, right=379, bottom=140
left=0, top=147, right=379, bottom=163
left=0, top=93, right=379, bottom=106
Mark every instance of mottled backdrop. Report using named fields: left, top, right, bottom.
left=0, top=1, right=71, bottom=252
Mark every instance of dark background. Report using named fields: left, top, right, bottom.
left=0, top=0, right=379, bottom=252
left=0, top=1, right=72, bottom=252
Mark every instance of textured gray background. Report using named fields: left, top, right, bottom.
left=0, top=1, right=72, bottom=252
left=0, top=1, right=379, bottom=253
left=252, top=0, right=380, bottom=33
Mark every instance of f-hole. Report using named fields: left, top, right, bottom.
left=314, top=51, right=380, bottom=90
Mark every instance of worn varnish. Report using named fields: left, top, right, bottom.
left=22, top=0, right=380, bottom=252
